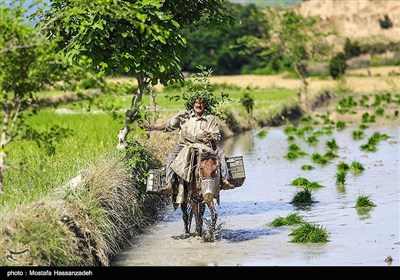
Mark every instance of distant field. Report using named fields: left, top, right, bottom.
left=106, top=66, right=400, bottom=96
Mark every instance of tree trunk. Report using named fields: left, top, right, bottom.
left=294, top=64, right=309, bottom=113
left=149, top=87, right=157, bottom=124
left=0, top=108, right=11, bottom=195
left=117, top=76, right=148, bottom=149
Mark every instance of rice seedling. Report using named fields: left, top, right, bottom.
left=360, top=142, right=377, bottom=152
left=295, top=125, right=313, bottom=138
left=301, top=165, right=315, bottom=171
left=355, top=194, right=376, bottom=209
left=285, top=151, right=299, bottom=161
left=256, top=129, right=268, bottom=139
left=311, top=153, right=328, bottom=165
left=290, top=188, right=315, bottom=204
left=351, top=161, right=365, bottom=173
left=288, top=143, right=301, bottom=153
left=362, top=112, right=375, bottom=123
left=324, top=151, right=338, bottom=160
left=269, top=213, right=305, bottom=227
left=352, top=130, right=365, bottom=140
left=375, top=108, right=384, bottom=116
left=285, top=144, right=307, bottom=160
left=337, top=162, right=350, bottom=172
left=291, top=177, right=310, bottom=187
left=306, top=135, right=318, bottom=145
left=336, top=121, right=346, bottom=131
left=313, top=130, right=324, bottom=137
left=289, top=222, right=329, bottom=243
left=321, top=125, right=333, bottom=135
left=359, top=124, right=369, bottom=130
left=300, top=116, right=313, bottom=124
left=286, top=135, right=295, bottom=142
left=307, top=182, right=325, bottom=189
left=336, top=171, right=346, bottom=185
left=284, top=126, right=297, bottom=135
left=359, top=96, right=368, bottom=107
left=325, top=139, right=338, bottom=150
left=360, top=132, right=390, bottom=152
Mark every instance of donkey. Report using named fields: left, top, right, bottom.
left=180, top=149, right=219, bottom=237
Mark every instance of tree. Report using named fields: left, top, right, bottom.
left=329, top=52, right=347, bottom=80
left=238, top=9, right=333, bottom=112
left=0, top=1, right=68, bottom=194
left=36, top=0, right=234, bottom=149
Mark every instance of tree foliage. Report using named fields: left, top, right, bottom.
left=238, top=8, right=333, bottom=111
left=35, top=0, right=234, bottom=148
left=182, top=2, right=269, bottom=75
left=0, top=1, right=61, bottom=193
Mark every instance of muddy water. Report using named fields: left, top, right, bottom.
left=114, top=123, right=399, bottom=266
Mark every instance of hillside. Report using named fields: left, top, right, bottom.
left=294, top=0, right=400, bottom=44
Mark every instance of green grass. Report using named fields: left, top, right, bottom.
left=269, top=213, right=305, bottom=227
left=1, top=110, right=123, bottom=209
left=289, top=222, right=329, bottom=243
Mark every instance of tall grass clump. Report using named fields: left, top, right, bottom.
left=269, top=213, right=305, bottom=227
left=355, top=194, right=376, bottom=209
left=336, top=171, right=346, bottom=185
left=0, top=145, right=167, bottom=266
left=289, top=222, right=329, bottom=243
left=0, top=202, right=81, bottom=266
left=290, top=188, right=315, bottom=204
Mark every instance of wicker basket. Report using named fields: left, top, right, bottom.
left=146, top=169, right=165, bottom=194
left=226, top=156, right=246, bottom=188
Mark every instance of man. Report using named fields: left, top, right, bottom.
left=143, top=97, right=234, bottom=194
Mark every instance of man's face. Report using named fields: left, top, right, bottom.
left=193, top=99, right=205, bottom=115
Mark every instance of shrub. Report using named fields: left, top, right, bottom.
left=329, top=52, right=347, bottom=79
left=379, top=15, right=393, bottom=29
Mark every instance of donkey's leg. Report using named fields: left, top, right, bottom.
left=191, top=200, right=202, bottom=237
left=180, top=202, right=190, bottom=235
left=197, top=202, right=206, bottom=237
left=206, top=202, right=218, bottom=234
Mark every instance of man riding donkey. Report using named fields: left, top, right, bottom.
left=142, top=86, right=234, bottom=197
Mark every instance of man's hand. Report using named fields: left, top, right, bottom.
left=202, top=134, right=212, bottom=144
left=196, top=131, right=212, bottom=144
left=139, top=124, right=152, bottom=131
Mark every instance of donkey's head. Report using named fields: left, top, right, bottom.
left=198, top=151, right=218, bottom=203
